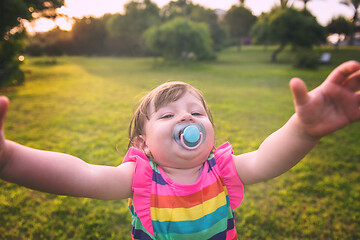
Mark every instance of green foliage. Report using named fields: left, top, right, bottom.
left=187, top=5, right=227, bottom=51
left=293, top=50, right=320, bottom=69
left=0, top=31, right=25, bottom=87
left=105, top=0, right=161, bottom=56
left=144, top=17, right=215, bottom=60
left=340, top=0, right=360, bottom=45
left=268, top=7, right=324, bottom=47
left=25, top=0, right=227, bottom=58
left=71, top=17, right=108, bottom=55
left=161, top=0, right=190, bottom=20
left=327, top=16, right=352, bottom=35
left=0, top=0, right=64, bottom=87
left=161, top=1, right=227, bottom=51
left=326, top=16, right=353, bottom=46
left=224, top=5, right=257, bottom=48
left=250, top=12, right=272, bottom=46
left=0, top=46, right=359, bottom=239
left=258, top=7, right=326, bottom=62
left=25, top=27, right=74, bottom=56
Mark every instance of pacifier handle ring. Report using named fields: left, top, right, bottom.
left=180, top=132, right=203, bottom=150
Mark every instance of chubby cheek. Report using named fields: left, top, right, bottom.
left=145, top=124, right=173, bottom=152
left=205, top=125, right=215, bottom=148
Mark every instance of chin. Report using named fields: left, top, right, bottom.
left=179, top=145, right=212, bottom=160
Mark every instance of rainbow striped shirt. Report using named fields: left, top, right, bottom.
left=123, top=143, right=244, bottom=240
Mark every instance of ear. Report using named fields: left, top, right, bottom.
left=133, top=135, right=150, bottom=156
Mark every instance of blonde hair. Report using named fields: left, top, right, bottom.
left=128, top=81, right=214, bottom=148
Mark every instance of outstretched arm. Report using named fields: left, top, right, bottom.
left=0, top=97, right=134, bottom=200
left=234, top=61, right=360, bottom=185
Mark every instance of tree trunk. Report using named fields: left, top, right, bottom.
left=349, top=10, right=358, bottom=46
left=271, top=43, right=285, bottom=62
left=237, top=37, right=242, bottom=51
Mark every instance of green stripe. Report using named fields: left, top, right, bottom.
left=154, top=217, right=228, bottom=240
left=131, top=214, right=155, bottom=239
left=149, top=160, right=161, bottom=174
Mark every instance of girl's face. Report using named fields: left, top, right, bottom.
left=140, top=91, right=214, bottom=169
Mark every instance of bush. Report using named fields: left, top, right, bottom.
left=293, top=50, right=319, bottom=69
left=0, top=61, right=24, bottom=87
left=0, top=32, right=25, bottom=87
left=144, top=17, right=215, bottom=61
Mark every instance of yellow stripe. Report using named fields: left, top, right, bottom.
left=150, top=190, right=227, bottom=222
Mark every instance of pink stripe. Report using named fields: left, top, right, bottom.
left=226, top=228, right=237, bottom=239
left=153, top=164, right=223, bottom=196
left=214, top=142, right=244, bottom=211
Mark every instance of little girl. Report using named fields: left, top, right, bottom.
left=0, top=61, right=359, bottom=239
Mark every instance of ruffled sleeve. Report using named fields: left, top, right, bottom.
left=214, top=142, right=244, bottom=210
left=123, top=147, right=154, bottom=236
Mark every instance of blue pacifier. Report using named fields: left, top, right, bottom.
left=174, top=122, right=206, bottom=150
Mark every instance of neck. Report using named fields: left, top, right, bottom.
left=161, top=164, right=204, bottom=185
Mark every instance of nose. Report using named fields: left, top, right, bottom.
left=180, top=112, right=194, bottom=123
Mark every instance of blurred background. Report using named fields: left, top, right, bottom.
left=0, top=1, right=360, bottom=239
left=1, top=0, right=360, bottom=87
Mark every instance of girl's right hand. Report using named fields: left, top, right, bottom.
left=289, top=61, right=360, bottom=138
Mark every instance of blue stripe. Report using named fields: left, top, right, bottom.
left=208, top=157, right=216, bottom=167
left=208, top=230, right=227, bottom=240
left=152, top=202, right=231, bottom=234
left=227, top=212, right=235, bottom=230
left=152, top=170, right=168, bottom=185
left=207, top=213, right=236, bottom=240
left=132, top=227, right=153, bottom=240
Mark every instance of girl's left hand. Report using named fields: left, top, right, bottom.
left=290, top=60, right=360, bottom=138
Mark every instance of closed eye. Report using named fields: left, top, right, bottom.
left=160, top=114, right=174, bottom=119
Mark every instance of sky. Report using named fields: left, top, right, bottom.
left=24, top=0, right=356, bottom=33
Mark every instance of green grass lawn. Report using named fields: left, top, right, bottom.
left=1, top=46, right=359, bottom=239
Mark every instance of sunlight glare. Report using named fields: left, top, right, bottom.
left=55, top=17, right=74, bottom=31
left=57, top=0, right=125, bottom=18
left=23, top=18, right=56, bottom=34
left=24, top=0, right=354, bottom=34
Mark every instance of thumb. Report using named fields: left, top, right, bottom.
left=289, top=78, right=310, bottom=106
left=0, top=97, right=9, bottom=133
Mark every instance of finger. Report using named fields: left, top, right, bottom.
left=342, top=69, right=360, bottom=92
left=326, top=60, right=360, bottom=85
left=289, top=78, right=310, bottom=106
left=0, top=97, right=9, bottom=131
left=353, top=92, right=360, bottom=122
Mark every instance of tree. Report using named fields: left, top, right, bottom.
left=71, top=17, right=108, bottom=55
left=326, top=16, right=352, bottom=46
left=224, top=5, right=257, bottom=51
left=105, top=0, right=161, bottom=56
left=296, top=0, right=314, bottom=10
left=25, top=27, right=73, bottom=56
left=161, top=0, right=190, bottom=20
left=187, top=5, right=227, bottom=51
left=161, top=0, right=226, bottom=51
left=0, top=0, right=64, bottom=86
left=340, top=0, right=360, bottom=45
left=250, top=12, right=272, bottom=49
left=280, top=0, right=292, bottom=8
left=144, top=17, right=214, bottom=61
left=262, top=7, right=325, bottom=62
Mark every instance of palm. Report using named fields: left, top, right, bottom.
left=290, top=61, right=360, bottom=137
